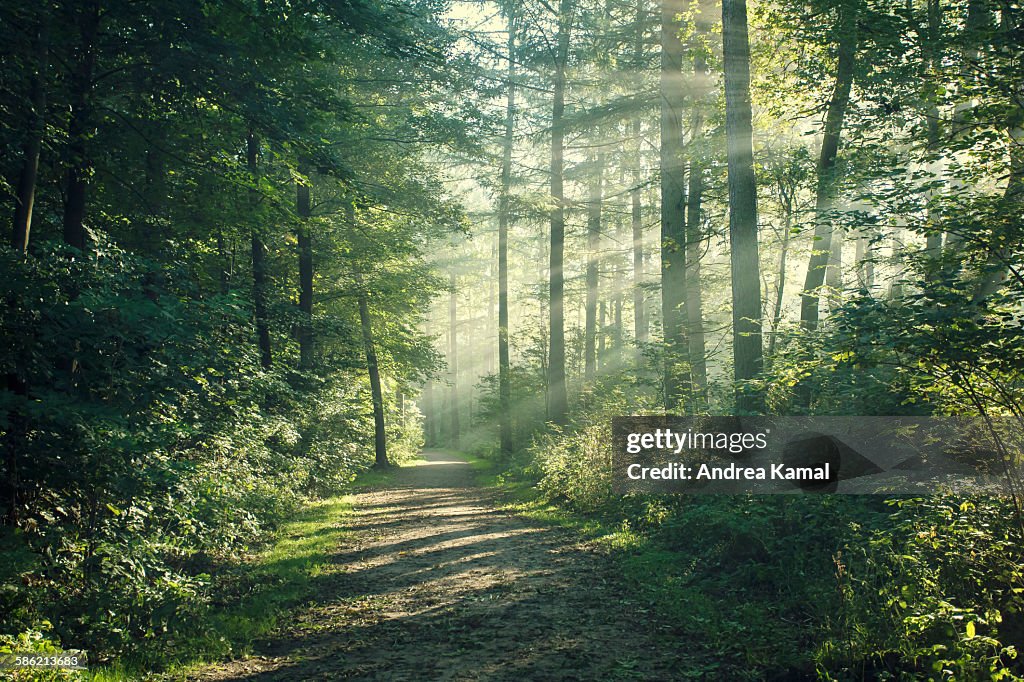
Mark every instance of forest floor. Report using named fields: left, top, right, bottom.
left=186, top=450, right=688, bottom=681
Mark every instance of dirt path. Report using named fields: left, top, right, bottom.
left=190, top=451, right=685, bottom=680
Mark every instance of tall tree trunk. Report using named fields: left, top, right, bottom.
left=660, top=0, right=688, bottom=411
left=547, top=0, right=573, bottom=424
left=248, top=132, right=273, bottom=369
left=423, top=310, right=436, bottom=447
left=424, top=379, right=436, bottom=447
left=488, top=240, right=496, bottom=376
left=631, top=179, right=647, bottom=347
left=631, top=167, right=648, bottom=350
left=799, top=0, right=858, bottom=329
left=585, top=153, right=604, bottom=382
left=498, top=8, right=516, bottom=458
left=685, top=165, right=707, bottom=407
left=685, top=17, right=711, bottom=409
left=62, top=1, right=99, bottom=251
left=825, top=220, right=844, bottom=310
left=356, top=272, right=389, bottom=468
left=12, top=23, right=48, bottom=253
left=722, top=0, right=764, bottom=413
left=612, top=210, right=625, bottom=356
left=449, top=270, right=460, bottom=447
left=631, top=0, right=649, bottom=350
left=296, top=164, right=314, bottom=369
left=767, top=193, right=793, bottom=359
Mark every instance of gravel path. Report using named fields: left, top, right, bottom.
left=189, top=450, right=685, bottom=681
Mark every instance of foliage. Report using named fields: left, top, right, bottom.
left=0, top=244, right=404, bottom=664
left=827, top=496, right=1024, bottom=680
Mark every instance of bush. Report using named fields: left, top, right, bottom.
left=0, top=244, right=414, bottom=665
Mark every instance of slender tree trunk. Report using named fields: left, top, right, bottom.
left=488, top=240, right=496, bottom=376
left=423, top=310, right=436, bottom=447
left=767, top=196, right=793, bottom=359
left=685, top=24, right=710, bottom=408
left=497, top=8, right=516, bottom=458
left=825, top=221, right=844, bottom=310
left=248, top=132, right=273, bottom=368
left=449, top=270, right=460, bottom=447
left=854, top=229, right=874, bottom=290
left=799, top=0, right=858, bottom=329
left=889, top=229, right=907, bottom=300
left=356, top=272, right=389, bottom=468
left=685, top=166, right=707, bottom=407
left=297, top=164, right=314, bottom=369
left=62, top=1, right=99, bottom=251
left=723, top=0, right=764, bottom=413
left=612, top=210, right=625, bottom=356
left=660, top=0, right=688, bottom=411
left=12, top=23, right=48, bottom=253
left=424, top=379, right=435, bottom=447
left=631, top=136, right=648, bottom=352
left=585, top=153, right=604, bottom=382
left=631, top=0, right=649, bottom=350
left=547, top=0, right=573, bottom=424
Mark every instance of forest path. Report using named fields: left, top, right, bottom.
left=189, top=450, right=684, bottom=681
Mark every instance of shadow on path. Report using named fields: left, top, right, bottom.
left=190, top=450, right=684, bottom=681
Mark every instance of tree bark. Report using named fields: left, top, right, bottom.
left=12, top=22, right=48, bottom=253
left=722, top=0, right=764, bottom=413
left=631, top=0, right=649, bottom=350
left=585, top=153, right=604, bottom=382
left=356, top=272, right=389, bottom=468
left=767, top=187, right=793, bottom=359
left=799, top=0, right=858, bottom=329
left=498, top=7, right=516, bottom=458
left=685, top=15, right=711, bottom=408
left=547, top=0, right=573, bottom=424
left=248, top=132, right=273, bottom=369
left=612, top=206, right=625, bottom=357
left=296, top=163, right=314, bottom=369
left=449, top=270, right=460, bottom=446
left=660, top=0, right=688, bottom=411
left=631, top=179, right=647, bottom=347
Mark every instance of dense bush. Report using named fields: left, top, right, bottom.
left=829, top=496, right=1024, bottom=679
left=0, top=244, right=414, bottom=664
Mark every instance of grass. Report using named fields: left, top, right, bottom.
left=81, top=461, right=415, bottom=681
